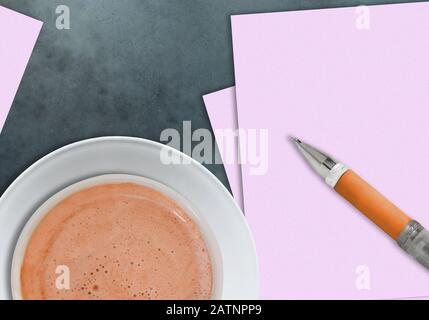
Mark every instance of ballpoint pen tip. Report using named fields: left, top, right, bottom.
left=289, top=136, right=302, bottom=144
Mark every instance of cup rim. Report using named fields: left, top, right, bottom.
left=11, top=173, right=224, bottom=300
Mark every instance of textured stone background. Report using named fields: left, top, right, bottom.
left=0, top=0, right=413, bottom=194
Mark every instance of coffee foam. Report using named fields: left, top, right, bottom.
left=20, top=183, right=213, bottom=299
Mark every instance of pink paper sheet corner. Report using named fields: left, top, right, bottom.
left=0, top=6, right=43, bottom=133
left=203, top=87, right=244, bottom=211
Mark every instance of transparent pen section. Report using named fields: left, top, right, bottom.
left=397, top=220, right=429, bottom=270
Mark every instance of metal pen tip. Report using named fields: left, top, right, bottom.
left=290, top=136, right=302, bottom=145
left=290, top=137, right=339, bottom=180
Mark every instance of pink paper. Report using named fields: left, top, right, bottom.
left=203, top=87, right=244, bottom=211
left=230, top=3, right=429, bottom=299
left=0, top=6, right=43, bottom=133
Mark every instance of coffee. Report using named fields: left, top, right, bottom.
left=20, top=183, right=213, bottom=299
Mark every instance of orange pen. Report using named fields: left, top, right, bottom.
left=292, top=137, right=429, bottom=270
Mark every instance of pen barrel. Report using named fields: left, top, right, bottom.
left=334, top=170, right=411, bottom=240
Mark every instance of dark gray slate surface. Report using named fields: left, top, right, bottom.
left=0, top=0, right=416, bottom=194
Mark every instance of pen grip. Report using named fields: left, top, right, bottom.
left=334, top=170, right=411, bottom=240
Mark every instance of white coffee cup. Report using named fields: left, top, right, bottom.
left=11, top=174, right=224, bottom=300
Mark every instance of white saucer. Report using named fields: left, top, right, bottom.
left=0, top=137, right=259, bottom=299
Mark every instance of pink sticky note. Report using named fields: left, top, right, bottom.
left=203, top=87, right=244, bottom=211
left=0, top=6, right=43, bottom=133
left=230, top=2, right=429, bottom=299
